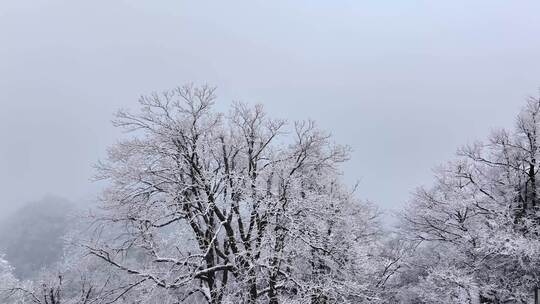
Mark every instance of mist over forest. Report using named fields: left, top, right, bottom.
left=0, top=197, right=73, bottom=279
left=2, top=1, right=540, bottom=304
left=2, top=88, right=540, bottom=303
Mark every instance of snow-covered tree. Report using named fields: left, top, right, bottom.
left=84, top=84, right=382, bottom=303
left=395, top=96, right=540, bottom=303
left=0, top=254, right=19, bottom=299
left=0, top=249, right=155, bottom=304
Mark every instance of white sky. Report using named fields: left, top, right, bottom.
left=1, top=0, right=540, bottom=219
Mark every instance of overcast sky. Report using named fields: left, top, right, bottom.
left=1, top=0, right=540, bottom=219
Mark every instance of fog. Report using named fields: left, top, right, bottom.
left=1, top=0, right=540, bottom=219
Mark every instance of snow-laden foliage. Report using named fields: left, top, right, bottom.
left=0, top=254, right=17, bottom=291
left=8, top=85, right=540, bottom=304
left=76, top=85, right=384, bottom=303
left=391, top=97, right=540, bottom=303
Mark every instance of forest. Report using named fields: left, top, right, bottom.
left=1, top=84, right=540, bottom=303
